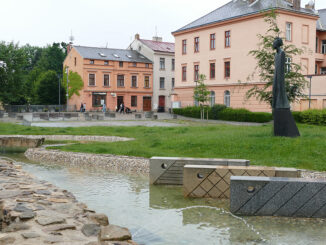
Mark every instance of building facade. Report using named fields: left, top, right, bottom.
left=63, top=46, right=153, bottom=112
left=172, top=0, right=326, bottom=112
left=129, top=34, right=175, bottom=112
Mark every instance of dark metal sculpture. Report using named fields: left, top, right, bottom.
left=272, top=38, right=300, bottom=137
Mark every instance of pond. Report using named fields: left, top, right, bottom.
left=1, top=153, right=326, bottom=245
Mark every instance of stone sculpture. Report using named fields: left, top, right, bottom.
left=272, top=37, right=300, bottom=137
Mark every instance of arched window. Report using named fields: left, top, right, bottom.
left=210, top=91, right=215, bottom=107
left=224, top=90, right=230, bottom=107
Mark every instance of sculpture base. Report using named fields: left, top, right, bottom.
left=273, top=108, right=300, bottom=137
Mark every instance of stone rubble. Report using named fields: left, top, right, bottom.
left=25, top=148, right=150, bottom=174
left=0, top=158, right=137, bottom=244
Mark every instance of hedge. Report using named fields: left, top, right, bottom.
left=292, top=109, right=326, bottom=126
left=173, top=105, right=272, bottom=123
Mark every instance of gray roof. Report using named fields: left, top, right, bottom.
left=173, top=0, right=317, bottom=34
left=73, top=46, right=152, bottom=63
left=317, top=9, right=326, bottom=31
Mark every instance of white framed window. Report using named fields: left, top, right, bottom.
left=160, top=58, right=165, bottom=70
left=131, top=75, right=137, bottom=87
left=286, top=22, right=292, bottom=41
left=160, top=77, right=165, bottom=89
left=103, top=74, right=110, bottom=86
left=322, top=40, right=326, bottom=54
left=117, top=75, right=124, bottom=87
left=89, top=74, right=96, bottom=86
left=224, top=90, right=230, bottom=107
left=210, top=91, right=215, bottom=107
left=285, top=57, right=292, bottom=73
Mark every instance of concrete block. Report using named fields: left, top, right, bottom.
left=183, top=165, right=278, bottom=199
left=230, top=176, right=326, bottom=218
left=150, top=157, right=249, bottom=185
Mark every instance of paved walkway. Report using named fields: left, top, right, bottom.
left=30, top=120, right=180, bottom=128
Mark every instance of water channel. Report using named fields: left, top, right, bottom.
left=1, top=153, right=326, bottom=245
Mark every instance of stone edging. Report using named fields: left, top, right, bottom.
left=0, top=135, right=134, bottom=142
left=24, top=148, right=149, bottom=174
left=0, top=158, right=137, bottom=244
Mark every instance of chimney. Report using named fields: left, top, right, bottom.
left=152, top=36, right=163, bottom=42
left=67, top=42, right=73, bottom=54
left=135, top=33, right=140, bottom=40
left=293, top=0, right=301, bottom=10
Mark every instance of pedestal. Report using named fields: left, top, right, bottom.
left=273, top=108, right=300, bottom=137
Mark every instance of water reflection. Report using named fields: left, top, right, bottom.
left=2, top=153, right=326, bottom=245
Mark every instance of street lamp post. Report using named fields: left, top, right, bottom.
left=307, top=75, right=313, bottom=109
left=57, top=74, right=61, bottom=110
left=66, top=67, right=69, bottom=112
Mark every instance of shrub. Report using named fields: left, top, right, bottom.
left=218, top=108, right=272, bottom=123
left=210, top=104, right=227, bottom=120
left=173, top=106, right=272, bottom=123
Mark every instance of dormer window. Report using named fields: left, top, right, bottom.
left=113, top=54, right=120, bottom=58
left=98, top=53, right=106, bottom=57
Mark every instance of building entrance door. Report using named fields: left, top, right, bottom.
left=158, top=96, right=165, bottom=112
left=143, top=97, right=152, bottom=111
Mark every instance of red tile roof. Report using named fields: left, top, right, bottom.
left=140, top=39, right=175, bottom=53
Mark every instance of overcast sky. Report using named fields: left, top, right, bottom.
left=0, top=0, right=325, bottom=48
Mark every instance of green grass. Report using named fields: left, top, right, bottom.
left=0, top=122, right=325, bottom=171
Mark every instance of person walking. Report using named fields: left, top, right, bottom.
left=80, top=103, right=84, bottom=112
left=102, top=103, right=106, bottom=113
left=83, top=103, right=86, bottom=112
left=119, top=102, right=124, bottom=114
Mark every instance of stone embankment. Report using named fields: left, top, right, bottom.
left=0, top=136, right=44, bottom=148
left=0, top=158, right=137, bottom=245
left=25, top=148, right=150, bottom=174
left=0, top=135, right=133, bottom=143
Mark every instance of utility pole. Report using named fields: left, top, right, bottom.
left=66, top=67, right=69, bottom=112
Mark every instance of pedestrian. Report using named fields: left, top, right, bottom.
left=119, top=103, right=124, bottom=114
left=80, top=103, right=83, bottom=112
left=83, top=103, right=86, bottom=112
left=102, top=103, right=106, bottom=113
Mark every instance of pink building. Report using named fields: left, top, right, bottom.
left=172, top=0, right=326, bottom=112
left=63, top=46, right=153, bottom=112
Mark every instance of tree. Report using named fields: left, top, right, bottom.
left=36, top=71, right=64, bottom=105
left=246, top=11, right=307, bottom=106
left=62, top=68, right=84, bottom=98
left=193, top=74, right=210, bottom=120
left=0, top=42, right=29, bottom=105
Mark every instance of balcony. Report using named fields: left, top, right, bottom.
left=315, top=53, right=325, bottom=62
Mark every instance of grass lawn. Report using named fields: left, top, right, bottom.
left=0, top=122, right=325, bottom=171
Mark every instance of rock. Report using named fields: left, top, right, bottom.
left=0, top=234, right=15, bottom=245
left=22, top=190, right=35, bottom=195
left=81, top=224, right=101, bottom=237
left=0, top=190, right=21, bottom=198
left=101, top=241, right=133, bottom=245
left=48, top=198, right=69, bottom=203
left=4, top=222, right=30, bottom=232
left=36, top=189, right=51, bottom=195
left=14, top=203, right=33, bottom=213
left=19, top=211, right=36, bottom=220
left=37, top=200, right=52, bottom=206
left=21, top=232, right=41, bottom=239
left=89, top=213, right=109, bottom=226
left=99, top=225, right=132, bottom=241
left=36, top=216, right=65, bottom=226
left=44, top=236, right=64, bottom=244
left=16, top=198, right=36, bottom=203
left=44, top=224, right=76, bottom=232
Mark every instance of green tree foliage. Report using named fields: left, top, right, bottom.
left=193, top=74, right=210, bottom=119
left=246, top=11, right=307, bottom=106
left=0, top=41, right=67, bottom=105
left=0, top=42, right=29, bottom=104
left=63, top=68, right=84, bottom=98
left=36, top=70, right=64, bottom=105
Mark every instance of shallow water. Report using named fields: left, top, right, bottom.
left=2, top=153, right=326, bottom=245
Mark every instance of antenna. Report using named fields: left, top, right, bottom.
left=106, top=42, right=108, bottom=48
left=155, top=26, right=158, bottom=37
left=69, top=30, right=75, bottom=44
